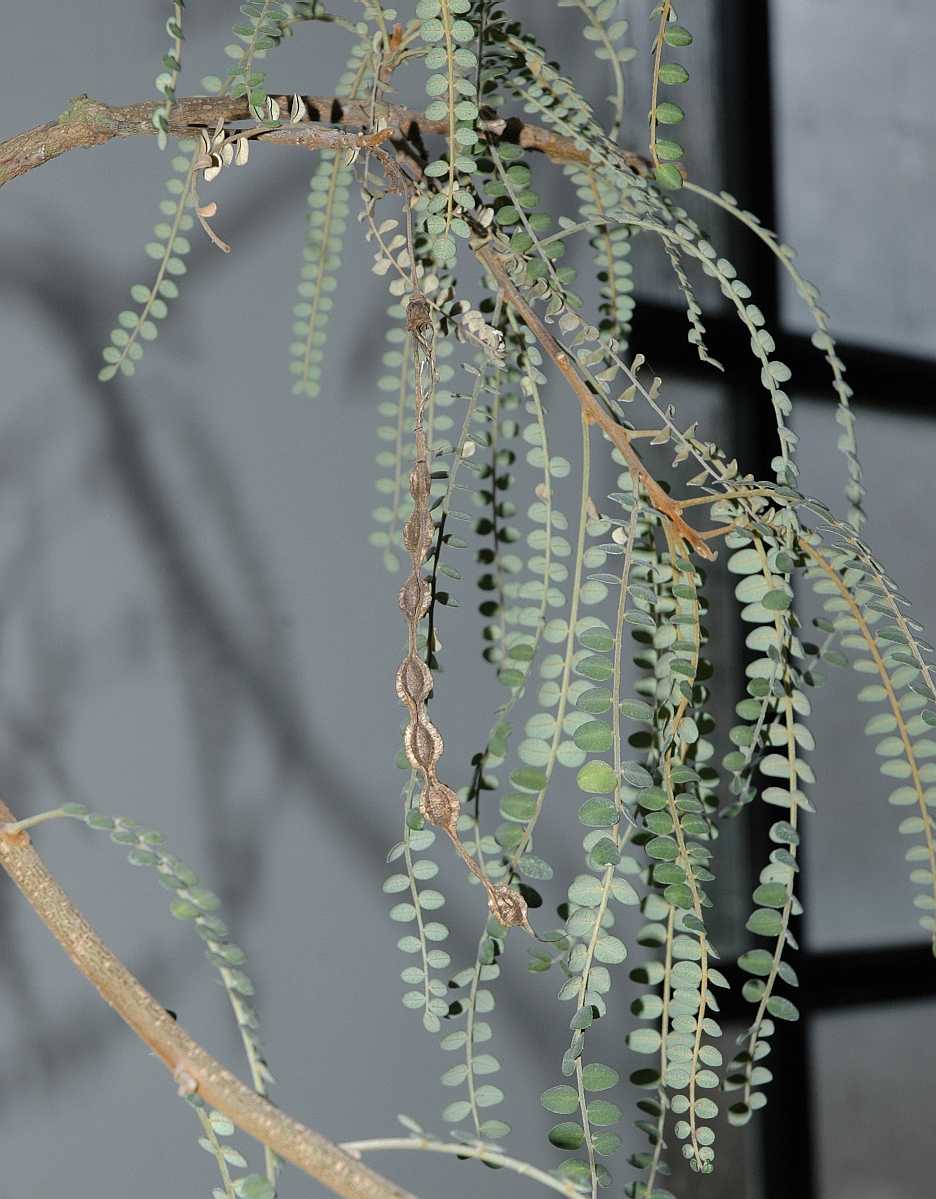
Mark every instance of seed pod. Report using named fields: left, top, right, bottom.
left=402, top=510, right=433, bottom=558
left=405, top=717, right=443, bottom=773
left=409, top=460, right=431, bottom=503
left=399, top=575, right=430, bottom=621
left=420, top=782, right=459, bottom=834
left=396, top=654, right=432, bottom=707
left=405, top=295, right=432, bottom=335
left=488, top=884, right=530, bottom=930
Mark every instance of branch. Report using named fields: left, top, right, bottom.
left=0, top=798, right=418, bottom=1199
left=475, top=242, right=715, bottom=561
left=0, top=93, right=648, bottom=188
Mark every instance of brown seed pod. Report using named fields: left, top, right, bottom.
left=409, top=461, right=431, bottom=503
left=395, top=654, right=432, bottom=707
left=405, top=717, right=443, bottom=773
left=420, top=782, right=460, bottom=834
left=405, top=295, right=432, bottom=336
left=402, top=510, right=433, bottom=558
left=488, top=884, right=530, bottom=930
left=399, top=575, right=430, bottom=621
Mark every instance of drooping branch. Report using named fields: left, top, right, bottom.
left=0, top=92, right=648, bottom=188
left=475, top=242, right=715, bottom=561
left=0, top=798, right=417, bottom=1199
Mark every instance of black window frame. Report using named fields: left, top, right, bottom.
left=626, top=5, right=936, bottom=1196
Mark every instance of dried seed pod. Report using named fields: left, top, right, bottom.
left=420, top=782, right=460, bottom=834
left=396, top=654, right=432, bottom=707
left=402, top=510, right=433, bottom=558
left=399, top=575, right=430, bottom=621
left=409, top=461, right=431, bottom=503
left=405, top=295, right=432, bottom=336
left=488, top=884, right=530, bottom=930
left=405, top=717, right=443, bottom=773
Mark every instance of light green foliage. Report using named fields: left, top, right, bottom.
left=97, top=142, right=198, bottom=382
left=369, top=308, right=419, bottom=571
left=59, top=805, right=273, bottom=1096
left=288, top=37, right=376, bottom=398
left=438, top=921, right=510, bottom=1138
left=417, top=0, right=480, bottom=262
left=201, top=4, right=330, bottom=99
left=152, top=2, right=185, bottom=150
left=220, top=1, right=299, bottom=113
left=290, top=40, right=372, bottom=398
left=568, top=164, right=635, bottom=343
left=485, top=139, right=572, bottom=293
left=722, top=529, right=809, bottom=1126
left=290, top=145, right=355, bottom=398
left=649, top=2, right=693, bottom=188
left=472, top=322, right=523, bottom=671
left=559, top=0, right=636, bottom=142
left=804, top=523, right=936, bottom=949
left=686, top=182, right=866, bottom=529
left=534, top=500, right=644, bottom=1193
left=386, top=801, right=452, bottom=1033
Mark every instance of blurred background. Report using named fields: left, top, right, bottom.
left=1, top=3, right=934, bottom=1198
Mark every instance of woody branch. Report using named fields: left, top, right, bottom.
left=0, top=798, right=418, bottom=1199
left=0, top=92, right=649, bottom=187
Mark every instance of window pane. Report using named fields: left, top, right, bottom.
left=773, top=2, right=936, bottom=355
left=814, top=1002, right=935, bottom=1199
left=794, top=399, right=936, bottom=949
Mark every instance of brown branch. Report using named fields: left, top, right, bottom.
left=0, top=92, right=648, bottom=188
left=475, top=242, right=715, bottom=561
left=0, top=798, right=418, bottom=1199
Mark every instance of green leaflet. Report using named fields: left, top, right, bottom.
left=152, top=2, right=185, bottom=150
left=557, top=0, right=636, bottom=142
left=369, top=314, right=418, bottom=574
left=439, top=924, right=509, bottom=1139
left=649, top=3, right=691, bottom=187
left=438, top=322, right=570, bottom=1145
left=608, top=481, right=723, bottom=1186
left=569, top=164, right=635, bottom=345
left=290, top=41, right=371, bottom=400
left=804, top=532, right=936, bottom=951
left=387, top=789, right=451, bottom=1035
left=219, top=0, right=296, bottom=111
left=290, top=149, right=355, bottom=398
left=535, top=491, right=644, bottom=1194
left=474, top=314, right=522, bottom=674
left=685, top=181, right=865, bottom=530
left=418, top=1, right=480, bottom=262
left=482, top=139, right=571, bottom=293
left=97, top=143, right=198, bottom=382
left=497, top=412, right=593, bottom=883
left=723, top=528, right=808, bottom=1128
left=499, top=43, right=801, bottom=482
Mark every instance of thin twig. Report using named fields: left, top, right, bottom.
left=475, top=242, right=715, bottom=560
left=341, top=1137, right=582, bottom=1198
